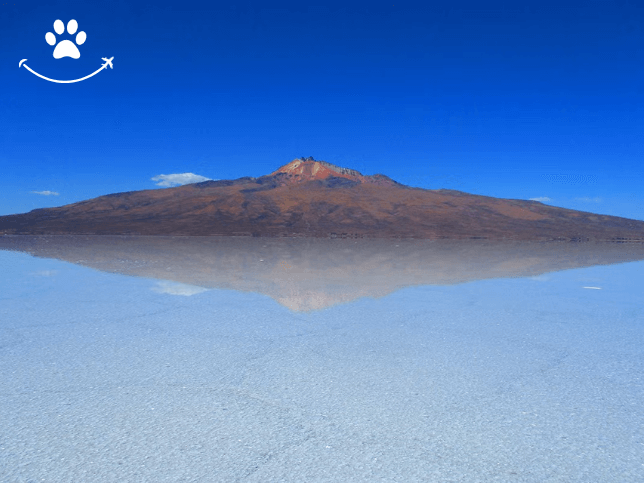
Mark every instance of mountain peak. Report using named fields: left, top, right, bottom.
left=271, top=157, right=365, bottom=182
left=3, top=157, right=644, bottom=241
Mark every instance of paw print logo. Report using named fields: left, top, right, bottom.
left=46, top=19, right=86, bottom=59
left=19, top=18, right=113, bottom=83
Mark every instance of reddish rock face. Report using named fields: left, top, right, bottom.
left=1, top=158, right=644, bottom=241
left=271, top=158, right=363, bottom=180
left=268, top=158, right=401, bottom=188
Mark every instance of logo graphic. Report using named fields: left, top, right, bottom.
left=46, top=19, right=86, bottom=59
left=19, top=19, right=114, bottom=84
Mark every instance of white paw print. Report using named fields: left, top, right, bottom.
left=45, top=19, right=86, bottom=59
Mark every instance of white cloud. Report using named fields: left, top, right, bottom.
left=151, top=173, right=213, bottom=187
left=575, top=196, right=602, bottom=203
left=529, top=196, right=552, bottom=202
left=32, top=270, right=58, bottom=276
left=530, top=275, right=550, bottom=282
left=31, top=190, right=59, bottom=196
left=151, top=281, right=209, bottom=296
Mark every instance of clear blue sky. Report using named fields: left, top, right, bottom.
left=1, top=0, right=643, bottom=220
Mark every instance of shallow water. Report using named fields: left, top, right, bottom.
left=1, top=237, right=643, bottom=482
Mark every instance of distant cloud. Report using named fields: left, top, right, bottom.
left=151, top=173, right=212, bottom=187
left=575, top=196, right=602, bottom=203
left=529, top=196, right=552, bottom=202
left=31, top=190, right=59, bottom=196
left=32, top=270, right=58, bottom=276
left=151, top=281, right=209, bottom=296
left=530, top=275, right=550, bottom=282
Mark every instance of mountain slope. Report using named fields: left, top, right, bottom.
left=1, top=158, right=643, bottom=241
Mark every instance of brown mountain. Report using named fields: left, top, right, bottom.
left=1, top=157, right=643, bottom=241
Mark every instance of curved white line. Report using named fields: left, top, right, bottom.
left=21, top=62, right=107, bottom=84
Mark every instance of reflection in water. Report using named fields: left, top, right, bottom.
left=151, top=281, right=210, bottom=296
left=1, top=235, right=643, bottom=311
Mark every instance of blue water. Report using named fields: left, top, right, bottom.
left=1, top=249, right=643, bottom=482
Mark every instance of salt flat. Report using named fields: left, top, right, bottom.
left=1, top=243, right=643, bottom=482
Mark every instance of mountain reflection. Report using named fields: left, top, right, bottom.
left=2, top=235, right=643, bottom=311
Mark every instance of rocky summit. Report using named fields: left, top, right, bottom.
left=1, top=157, right=644, bottom=241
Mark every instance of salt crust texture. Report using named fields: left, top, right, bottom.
left=1, top=250, right=643, bottom=482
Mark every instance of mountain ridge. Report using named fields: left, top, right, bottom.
left=1, top=157, right=643, bottom=241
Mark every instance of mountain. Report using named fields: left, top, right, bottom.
left=1, top=157, right=644, bottom=241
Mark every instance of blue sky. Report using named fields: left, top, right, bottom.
left=1, top=0, right=643, bottom=220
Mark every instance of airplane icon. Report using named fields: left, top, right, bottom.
left=101, top=57, right=114, bottom=69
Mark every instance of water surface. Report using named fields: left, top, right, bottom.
left=1, top=236, right=643, bottom=482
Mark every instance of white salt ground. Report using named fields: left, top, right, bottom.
left=0, top=250, right=643, bottom=482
